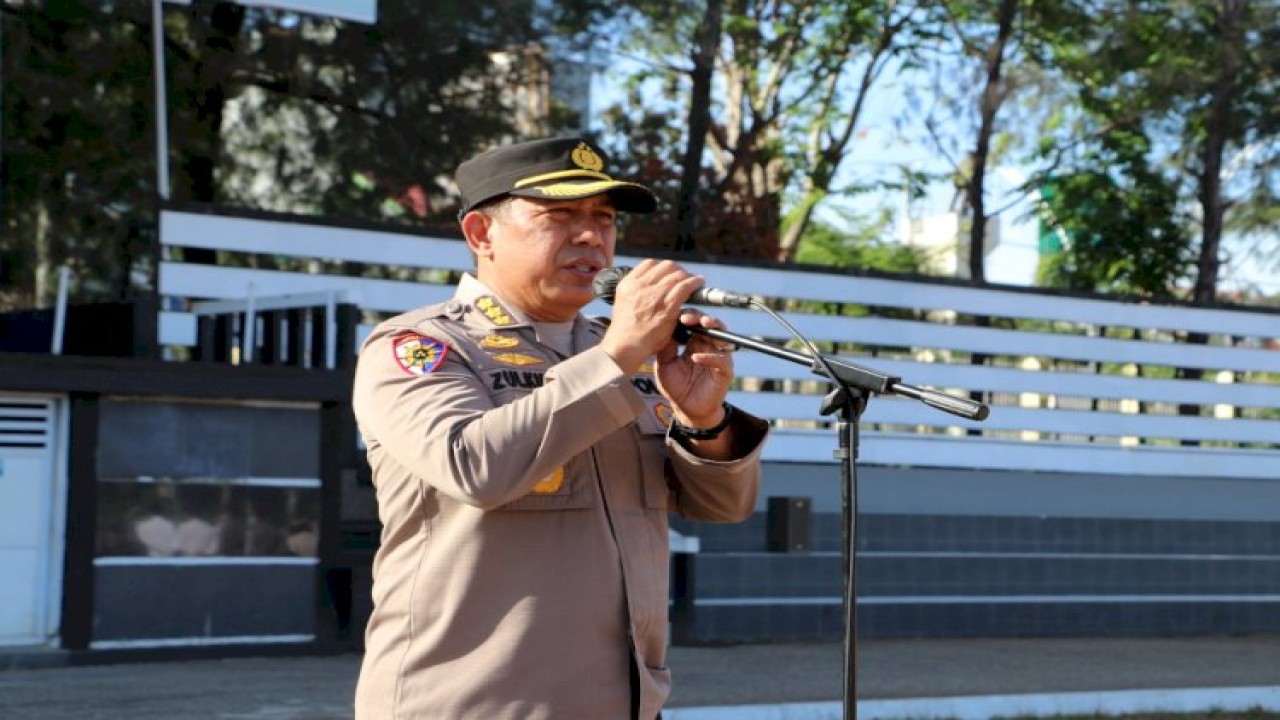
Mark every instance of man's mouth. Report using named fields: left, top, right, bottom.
left=565, top=260, right=602, bottom=276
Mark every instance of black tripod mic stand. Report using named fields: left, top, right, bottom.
left=675, top=323, right=989, bottom=720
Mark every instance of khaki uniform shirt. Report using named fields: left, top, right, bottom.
left=353, top=275, right=767, bottom=720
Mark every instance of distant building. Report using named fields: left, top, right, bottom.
left=902, top=210, right=1001, bottom=279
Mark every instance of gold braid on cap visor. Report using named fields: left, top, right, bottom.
left=513, top=169, right=613, bottom=188
left=525, top=180, right=642, bottom=197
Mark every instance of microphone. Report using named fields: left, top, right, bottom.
left=592, top=266, right=754, bottom=308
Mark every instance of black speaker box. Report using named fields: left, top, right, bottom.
left=767, top=496, right=811, bottom=552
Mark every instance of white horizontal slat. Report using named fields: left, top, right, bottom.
left=0, top=419, right=51, bottom=433
left=160, top=211, right=1280, bottom=338
left=161, top=210, right=474, bottom=270
left=732, top=355, right=1279, bottom=408
left=0, top=404, right=55, bottom=418
left=693, top=307, right=1279, bottom=374
left=734, top=391, right=1276, bottom=444
left=154, top=211, right=1280, bottom=478
left=191, top=290, right=348, bottom=315
left=159, top=262, right=452, bottom=313
left=762, top=430, right=1279, bottom=480
left=653, top=258, right=1280, bottom=338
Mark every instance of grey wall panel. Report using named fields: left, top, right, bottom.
left=98, top=399, right=319, bottom=478
left=93, top=564, right=316, bottom=642
left=760, top=462, right=1280, bottom=522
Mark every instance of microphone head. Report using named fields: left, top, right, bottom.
left=592, top=266, right=632, bottom=305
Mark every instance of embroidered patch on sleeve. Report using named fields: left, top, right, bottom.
left=392, top=333, right=448, bottom=376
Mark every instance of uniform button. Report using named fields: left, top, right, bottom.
left=446, top=301, right=462, bottom=314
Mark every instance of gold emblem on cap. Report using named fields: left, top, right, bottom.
left=570, top=142, right=604, bottom=172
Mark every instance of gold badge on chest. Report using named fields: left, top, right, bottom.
left=479, top=334, right=521, bottom=350
left=491, top=352, right=544, bottom=367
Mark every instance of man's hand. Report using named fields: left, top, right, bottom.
left=655, top=309, right=735, bottom=429
left=598, top=259, right=704, bottom=373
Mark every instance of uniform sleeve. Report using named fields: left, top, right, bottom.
left=665, top=409, right=770, bottom=523
left=352, top=324, right=648, bottom=510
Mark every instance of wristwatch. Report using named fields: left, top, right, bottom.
left=669, top=402, right=735, bottom=441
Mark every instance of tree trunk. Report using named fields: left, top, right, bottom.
left=34, top=200, right=52, bottom=307
left=172, top=2, right=244, bottom=260
left=674, top=0, right=722, bottom=253
left=1180, top=0, right=1245, bottom=446
left=1192, top=0, right=1244, bottom=305
left=966, top=0, right=1019, bottom=283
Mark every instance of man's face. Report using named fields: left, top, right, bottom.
left=471, top=195, right=618, bottom=322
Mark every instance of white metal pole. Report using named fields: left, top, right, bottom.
left=325, top=291, right=337, bottom=369
left=51, top=266, right=71, bottom=355
left=152, top=0, right=171, bottom=200
left=242, top=283, right=257, bottom=363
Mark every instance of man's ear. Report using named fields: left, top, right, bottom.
left=460, top=211, right=493, bottom=260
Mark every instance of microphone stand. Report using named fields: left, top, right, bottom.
left=676, top=323, right=988, bottom=720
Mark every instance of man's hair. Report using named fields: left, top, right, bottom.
left=477, top=196, right=518, bottom=223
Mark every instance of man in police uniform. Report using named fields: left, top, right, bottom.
left=352, top=136, right=768, bottom=720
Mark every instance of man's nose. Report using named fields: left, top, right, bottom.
left=571, top=223, right=606, bottom=246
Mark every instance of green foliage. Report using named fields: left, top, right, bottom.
left=1, top=0, right=156, bottom=308
left=600, top=0, right=933, bottom=260
left=1029, top=0, right=1280, bottom=301
left=0, top=0, right=616, bottom=310
left=794, top=209, right=925, bottom=275
left=1031, top=135, right=1193, bottom=298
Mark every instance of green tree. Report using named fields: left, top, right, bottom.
left=601, top=0, right=933, bottom=261
left=1030, top=0, right=1280, bottom=301
left=1, top=0, right=155, bottom=309
left=0, top=0, right=617, bottom=310
left=164, top=0, right=616, bottom=223
left=795, top=208, right=925, bottom=273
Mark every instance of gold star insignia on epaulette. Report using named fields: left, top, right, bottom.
left=475, top=296, right=515, bottom=326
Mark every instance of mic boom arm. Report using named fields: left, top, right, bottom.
left=675, top=324, right=989, bottom=422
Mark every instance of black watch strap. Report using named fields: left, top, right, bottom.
left=670, top=402, right=735, bottom=441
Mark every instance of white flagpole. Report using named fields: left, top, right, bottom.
left=152, top=0, right=170, bottom=200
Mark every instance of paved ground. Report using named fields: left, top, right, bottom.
left=3, top=637, right=1280, bottom=719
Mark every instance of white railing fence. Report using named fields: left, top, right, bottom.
left=158, top=208, right=1280, bottom=479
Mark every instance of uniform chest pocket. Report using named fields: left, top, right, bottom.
left=637, top=427, right=670, bottom=511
